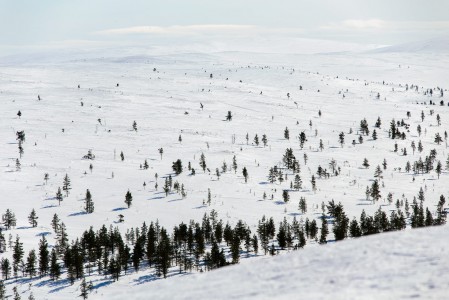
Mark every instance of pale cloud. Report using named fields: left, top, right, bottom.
left=321, top=19, right=387, bottom=30
left=341, top=19, right=387, bottom=30
left=93, top=24, right=258, bottom=36
left=320, top=19, right=449, bottom=32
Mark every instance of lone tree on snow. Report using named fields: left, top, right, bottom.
left=242, top=167, right=248, bottom=183
left=172, top=159, right=183, bottom=175
left=84, top=189, right=94, bottom=213
left=226, top=111, right=232, bottom=121
left=125, top=190, right=133, bottom=208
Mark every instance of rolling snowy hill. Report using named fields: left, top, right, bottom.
left=102, top=224, right=449, bottom=300
left=371, top=36, right=449, bottom=53
left=0, top=43, right=448, bottom=299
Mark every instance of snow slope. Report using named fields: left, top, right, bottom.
left=371, top=36, right=449, bottom=53
left=0, top=42, right=448, bottom=299
left=102, top=225, right=449, bottom=300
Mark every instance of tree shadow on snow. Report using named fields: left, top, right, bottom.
left=168, top=198, right=183, bottom=202
left=133, top=274, right=160, bottom=285
left=36, top=231, right=51, bottom=237
left=42, top=204, right=58, bottom=209
left=34, top=278, right=71, bottom=294
left=16, top=226, right=32, bottom=230
left=92, top=279, right=114, bottom=290
left=68, top=211, right=87, bottom=217
left=193, top=205, right=207, bottom=209
left=112, top=207, right=127, bottom=212
left=50, top=284, right=71, bottom=293
left=6, top=277, right=34, bottom=286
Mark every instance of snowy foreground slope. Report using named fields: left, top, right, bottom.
left=0, top=42, right=449, bottom=299
left=102, top=225, right=449, bottom=300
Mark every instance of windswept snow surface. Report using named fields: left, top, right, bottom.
left=102, top=225, right=449, bottom=300
left=0, top=43, right=448, bottom=299
left=371, top=36, right=449, bottom=54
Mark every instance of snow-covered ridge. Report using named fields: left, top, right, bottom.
left=371, top=36, right=449, bottom=53
left=102, top=225, right=449, bottom=300
left=0, top=37, right=376, bottom=66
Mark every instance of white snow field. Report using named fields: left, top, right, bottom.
left=102, top=225, right=449, bottom=300
left=0, top=39, right=448, bottom=299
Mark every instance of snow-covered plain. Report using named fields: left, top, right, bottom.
left=0, top=40, right=448, bottom=299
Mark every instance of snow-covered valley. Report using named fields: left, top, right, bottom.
left=0, top=45, right=448, bottom=299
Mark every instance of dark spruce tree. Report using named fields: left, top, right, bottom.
left=282, top=190, right=289, bottom=203
left=299, top=132, right=307, bottom=149
left=56, top=187, right=63, bottom=205
left=3, top=209, right=17, bottom=230
left=370, top=180, right=381, bottom=202
left=319, top=215, right=328, bottom=244
left=284, top=127, right=289, bottom=140
left=1, top=258, right=11, bottom=280
left=13, top=236, right=24, bottom=277
left=199, top=153, right=207, bottom=172
left=156, top=228, right=171, bottom=278
left=25, top=249, right=37, bottom=278
left=38, top=236, right=49, bottom=276
left=28, top=209, right=38, bottom=227
left=309, top=219, right=318, bottom=239
left=242, top=167, right=248, bottom=183
left=338, top=132, right=345, bottom=147
left=62, top=174, right=71, bottom=197
left=125, top=190, right=133, bottom=208
left=226, top=111, right=232, bottom=121
left=349, top=219, right=362, bottom=237
left=49, top=249, right=60, bottom=280
left=85, top=189, right=94, bottom=214
left=172, top=159, right=183, bottom=175
left=0, top=280, right=4, bottom=299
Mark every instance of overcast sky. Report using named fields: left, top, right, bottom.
left=1, top=0, right=449, bottom=54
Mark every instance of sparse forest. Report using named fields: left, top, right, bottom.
left=1, top=44, right=448, bottom=299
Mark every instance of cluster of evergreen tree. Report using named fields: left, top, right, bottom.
left=326, top=200, right=349, bottom=241
left=0, top=198, right=446, bottom=287
left=389, top=119, right=407, bottom=140
left=410, top=195, right=447, bottom=228
left=316, top=165, right=331, bottom=178
left=1, top=210, right=16, bottom=230
left=359, top=118, right=370, bottom=136
left=282, top=148, right=298, bottom=170
left=407, top=149, right=438, bottom=174
left=0, top=209, right=339, bottom=285
left=268, top=166, right=285, bottom=184
left=267, top=149, right=303, bottom=185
